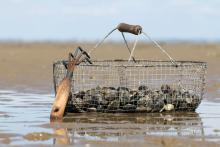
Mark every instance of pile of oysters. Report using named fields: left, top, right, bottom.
left=67, top=85, right=200, bottom=113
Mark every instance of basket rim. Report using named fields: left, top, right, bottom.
left=54, top=60, right=207, bottom=68
left=54, top=59, right=207, bottom=63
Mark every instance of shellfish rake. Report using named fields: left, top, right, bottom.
left=60, top=47, right=92, bottom=72
left=50, top=47, right=92, bottom=120
left=64, top=46, right=92, bottom=69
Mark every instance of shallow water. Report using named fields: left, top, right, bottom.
left=0, top=90, right=220, bottom=146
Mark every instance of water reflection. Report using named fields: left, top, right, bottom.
left=51, top=112, right=204, bottom=145
left=1, top=90, right=220, bottom=146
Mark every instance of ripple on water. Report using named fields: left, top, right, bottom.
left=0, top=112, right=10, bottom=118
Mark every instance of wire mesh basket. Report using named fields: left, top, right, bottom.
left=53, top=60, right=207, bottom=113
left=53, top=23, right=207, bottom=113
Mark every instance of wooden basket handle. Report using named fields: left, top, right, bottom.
left=117, top=23, right=142, bottom=35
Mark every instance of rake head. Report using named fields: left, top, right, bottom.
left=66, top=46, right=92, bottom=72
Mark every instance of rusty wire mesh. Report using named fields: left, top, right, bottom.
left=53, top=60, right=207, bottom=113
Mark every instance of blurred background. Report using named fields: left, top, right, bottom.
left=0, top=0, right=220, bottom=42
left=0, top=0, right=219, bottom=97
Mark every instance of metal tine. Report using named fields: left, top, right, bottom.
left=82, top=50, right=91, bottom=59
left=62, top=53, right=75, bottom=70
left=78, top=46, right=91, bottom=59
left=78, top=56, right=92, bottom=65
left=78, top=56, right=86, bottom=64
left=75, top=51, right=84, bottom=62
left=85, top=57, right=92, bottom=64
left=77, top=50, right=92, bottom=64
left=72, top=47, right=80, bottom=58
left=67, top=46, right=93, bottom=66
left=69, top=53, right=78, bottom=64
left=62, top=61, right=68, bottom=69
left=75, top=46, right=92, bottom=64
left=69, top=53, right=74, bottom=61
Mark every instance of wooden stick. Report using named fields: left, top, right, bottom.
left=50, top=77, right=71, bottom=120
left=50, top=55, right=77, bottom=120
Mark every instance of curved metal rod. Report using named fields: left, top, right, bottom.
left=88, top=28, right=117, bottom=55
left=121, top=32, right=136, bottom=62
left=142, top=31, right=177, bottom=66
left=128, top=30, right=141, bottom=62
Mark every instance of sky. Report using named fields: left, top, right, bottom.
left=0, top=0, right=220, bottom=42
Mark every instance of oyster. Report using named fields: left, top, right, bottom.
left=75, top=91, right=86, bottom=99
left=186, top=97, right=193, bottom=104
left=83, top=88, right=103, bottom=107
left=149, top=89, right=162, bottom=98
left=160, top=104, right=174, bottom=112
left=95, top=86, right=102, bottom=91
left=107, top=100, right=120, bottom=110
left=68, top=84, right=200, bottom=113
left=138, top=85, right=150, bottom=96
left=138, top=85, right=150, bottom=92
left=118, top=87, right=130, bottom=106
left=123, top=104, right=136, bottom=111
left=72, top=97, right=85, bottom=112
left=117, top=87, right=130, bottom=91
left=162, top=93, right=173, bottom=104
left=151, top=91, right=164, bottom=112
left=136, top=106, right=152, bottom=112
left=100, top=99, right=109, bottom=107
left=137, top=95, right=152, bottom=107
left=102, top=87, right=118, bottom=101
left=130, top=90, right=141, bottom=105
left=87, top=107, right=97, bottom=112
left=161, top=84, right=172, bottom=94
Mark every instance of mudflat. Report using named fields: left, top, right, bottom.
left=0, top=42, right=220, bottom=146
left=0, top=42, right=219, bottom=98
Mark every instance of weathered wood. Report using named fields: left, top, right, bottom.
left=50, top=77, right=71, bottom=120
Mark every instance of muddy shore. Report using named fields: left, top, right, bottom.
left=0, top=42, right=220, bottom=146
left=0, top=42, right=219, bottom=98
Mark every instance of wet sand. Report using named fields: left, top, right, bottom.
left=0, top=42, right=220, bottom=146
left=0, top=42, right=220, bottom=98
left=0, top=90, right=220, bottom=146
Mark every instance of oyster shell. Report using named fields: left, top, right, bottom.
left=72, top=97, right=85, bottom=112
left=118, top=87, right=130, bottom=106
left=123, top=104, right=136, bottom=111
left=87, top=107, right=97, bottom=112
left=136, top=106, right=152, bottom=112
left=69, top=84, right=200, bottom=113
left=117, top=87, right=130, bottom=91
left=160, top=104, right=174, bottom=112
left=137, top=95, right=152, bottom=107
left=151, top=91, right=164, bottom=112
left=75, top=91, right=86, bottom=99
left=107, top=100, right=120, bottom=110
left=138, top=85, right=149, bottom=92
left=102, top=87, right=118, bottom=101
left=130, top=90, right=141, bottom=105
left=161, top=84, right=172, bottom=94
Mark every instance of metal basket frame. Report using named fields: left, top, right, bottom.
left=53, top=59, right=207, bottom=113
left=53, top=23, right=207, bottom=113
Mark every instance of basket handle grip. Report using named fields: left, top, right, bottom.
left=117, top=23, right=142, bottom=35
